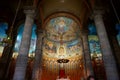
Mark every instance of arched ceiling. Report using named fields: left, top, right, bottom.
left=0, top=0, right=119, bottom=29
left=41, top=0, right=89, bottom=17
left=39, top=0, right=94, bottom=26
left=0, top=0, right=107, bottom=28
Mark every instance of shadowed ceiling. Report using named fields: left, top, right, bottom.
left=0, top=0, right=95, bottom=28
left=39, top=0, right=95, bottom=27
left=0, top=0, right=119, bottom=29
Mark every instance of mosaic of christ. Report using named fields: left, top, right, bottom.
left=43, top=17, right=82, bottom=58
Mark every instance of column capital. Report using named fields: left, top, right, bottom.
left=24, top=6, right=36, bottom=15
left=90, top=8, right=105, bottom=20
left=94, top=9, right=105, bottom=15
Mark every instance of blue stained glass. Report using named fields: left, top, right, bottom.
left=0, top=22, right=8, bottom=57
left=0, top=22, right=8, bottom=45
left=88, top=24, right=97, bottom=35
left=116, top=24, right=120, bottom=32
left=14, top=24, right=37, bottom=54
left=88, top=35, right=102, bottom=58
left=0, top=23, right=8, bottom=38
left=88, top=23, right=102, bottom=56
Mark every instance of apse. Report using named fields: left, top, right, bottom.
left=41, top=16, right=85, bottom=80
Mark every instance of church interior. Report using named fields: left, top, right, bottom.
left=0, top=0, right=120, bottom=80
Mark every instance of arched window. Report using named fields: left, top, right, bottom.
left=0, top=22, right=8, bottom=57
left=88, top=24, right=102, bottom=59
left=13, top=24, right=37, bottom=58
left=88, top=23, right=106, bottom=79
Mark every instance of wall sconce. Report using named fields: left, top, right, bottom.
left=2, top=36, right=12, bottom=46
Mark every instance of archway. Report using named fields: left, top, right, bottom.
left=41, top=15, right=85, bottom=80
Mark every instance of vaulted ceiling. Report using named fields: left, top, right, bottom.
left=0, top=0, right=94, bottom=27
left=0, top=0, right=120, bottom=29
left=37, top=0, right=95, bottom=27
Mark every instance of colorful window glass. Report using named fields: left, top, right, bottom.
left=88, top=24, right=106, bottom=80
left=88, top=24, right=102, bottom=59
left=13, top=24, right=37, bottom=58
left=0, top=22, right=8, bottom=57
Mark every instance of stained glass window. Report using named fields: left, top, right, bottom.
left=116, top=24, right=120, bottom=46
left=88, top=23, right=102, bottom=60
left=88, top=23, right=106, bottom=79
left=0, top=22, right=8, bottom=57
left=13, top=24, right=37, bottom=58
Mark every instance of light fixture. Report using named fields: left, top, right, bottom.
left=2, top=0, right=21, bottom=46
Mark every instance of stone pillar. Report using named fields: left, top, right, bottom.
left=111, top=36, right=120, bottom=77
left=82, top=30, right=94, bottom=77
left=13, top=7, right=35, bottom=80
left=0, top=45, right=12, bottom=80
left=94, top=10, right=119, bottom=80
left=32, top=30, right=44, bottom=80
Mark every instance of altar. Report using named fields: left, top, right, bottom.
left=56, top=58, right=70, bottom=80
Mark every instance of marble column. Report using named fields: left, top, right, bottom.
left=32, top=30, right=44, bottom=80
left=94, top=10, right=119, bottom=80
left=82, top=30, right=94, bottom=77
left=13, top=8, right=35, bottom=80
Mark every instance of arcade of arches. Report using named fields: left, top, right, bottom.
left=0, top=0, right=120, bottom=80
